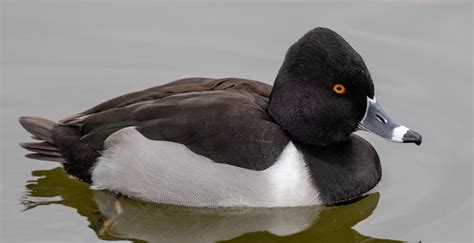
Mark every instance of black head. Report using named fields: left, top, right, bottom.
left=269, top=27, right=374, bottom=146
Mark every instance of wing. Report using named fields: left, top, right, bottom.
left=61, top=78, right=289, bottom=170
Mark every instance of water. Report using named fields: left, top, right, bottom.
left=1, top=1, right=472, bottom=242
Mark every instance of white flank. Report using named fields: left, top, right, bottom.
left=91, top=127, right=321, bottom=207
left=266, top=142, right=319, bottom=204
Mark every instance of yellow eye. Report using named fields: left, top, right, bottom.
left=333, top=84, right=346, bottom=95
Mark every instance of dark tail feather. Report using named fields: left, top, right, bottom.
left=20, top=116, right=100, bottom=183
left=19, top=117, right=64, bottom=163
left=25, top=153, right=65, bottom=163
left=20, top=141, right=59, bottom=152
left=19, top=117, right=55, bottom=144
left=21, top=145, right=62, bottom=157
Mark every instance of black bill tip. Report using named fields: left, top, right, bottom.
left=402, top=130, right=422, bottom=146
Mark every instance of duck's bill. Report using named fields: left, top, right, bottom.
left=358, top=97, right=422, bottom=145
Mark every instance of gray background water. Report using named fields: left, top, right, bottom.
left=1, top=1, right=472, bottom=242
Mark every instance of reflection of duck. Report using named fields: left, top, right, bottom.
left=19, top=27, right=422, bottom=207
left=24, top=167, right=402, bottom=242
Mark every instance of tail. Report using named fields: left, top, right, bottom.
left=19, top=116, right=100, bottom=183
left=19, top=117, right=65, bottom=163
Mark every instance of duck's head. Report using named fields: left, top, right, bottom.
left=269, top=27, right=422, bottom=146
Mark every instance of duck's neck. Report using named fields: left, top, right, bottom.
left=295, top=134, right=382, bottom=205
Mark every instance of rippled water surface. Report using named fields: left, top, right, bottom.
left=1, top=1, right=472, bottom=242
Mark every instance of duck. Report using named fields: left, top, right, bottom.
left=19, top=27, right=422, bottom=207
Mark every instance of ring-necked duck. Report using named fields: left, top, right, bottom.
left=20, top=27, right=421, bottom=207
